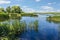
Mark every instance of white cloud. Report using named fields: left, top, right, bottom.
left=21, top=6, right=36, bottom=13
left=37, top=9, right=60, bottom=13
left=53, top=2, right=56, bottom=4
left=15, top=0, right=23, bottom=1
left=56, top=10, right=60, bottom=12
left=40, top=6, right=53, bottom=10
left=48, top=2, right=56, bottom=5
left=38, top=6, right=56, bottom=12
left=0, top=0, right=11, bottom=4
left=21, top=6, right=60, bottom=13
left=21, top=6, right=54, bottom=13
left=48, top=3, right=52, bottom=5
left=35, top=0, right=41, bottom=2
left=21, top=6, right=57, bottom=13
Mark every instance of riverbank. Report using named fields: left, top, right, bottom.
left=0, top=13, right=38, bottom=19
left=21, top=13, right=38, bottom=17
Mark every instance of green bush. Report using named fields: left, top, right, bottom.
left=0, top=13, right=9, bottom=19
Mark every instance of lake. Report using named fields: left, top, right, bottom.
left=0, top=14, right=59, bottom=40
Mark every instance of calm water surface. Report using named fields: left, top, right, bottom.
left=1, top=14, right=59, bottom=40
left=19, top=14, right=58, bottom=40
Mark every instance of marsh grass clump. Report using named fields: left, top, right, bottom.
left=0, top=18, right=38, bottom=40
left=0, top=23, right=10, bottom=37
left=28, top=20, right=38, bottom=31
left=0, top=20, right=27, bottom=40
left=12, top=20, right=26, bottom=35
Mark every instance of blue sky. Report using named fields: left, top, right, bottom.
left=0, top=0, right=60, bottom=12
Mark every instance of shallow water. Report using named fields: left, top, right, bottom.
left=0, top=14, right=59, bottom=40
left=19, top=14, right=58, bottom=40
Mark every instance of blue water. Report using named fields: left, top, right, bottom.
left=1, top=14, right=59, bottom=40
left=18, top=15, right=58, bottom=40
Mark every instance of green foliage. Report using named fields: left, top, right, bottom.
left=47, top=16, right=60, bottom=23
left=0, top=20, right=27, bottom=39
left=9, top=13, right=21, bottom=19
left=0, top=8, right=5, bottom=13
left=0, top=19, right=39, bottom=39
left=0, top=13, right=9, bottom=19
left=11, top=6, right=22, bottom=13
left=28, top=20, right=38, bottom=31
left=6, top=6, right=11, bottom=13
left=0, top=37, right=9, bottom=40
left=0, top=23, right=10, bottom=36
left=0, top=6, right=23, bottom=14
left=21, top=13, right=38, bottom=17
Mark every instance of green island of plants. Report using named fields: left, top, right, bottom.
left=47, top=16, right=60, bottom=23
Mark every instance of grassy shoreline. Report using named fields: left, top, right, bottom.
left=0, top=13, right=38, bottom=18
left=47, top=16, right=60, bottom=23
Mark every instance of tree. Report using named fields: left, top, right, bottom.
left=0, top=8, right=5, bottom=13
left=11, top=6, right=22, bottom=13
left=6, top=6, right=11, bottom=13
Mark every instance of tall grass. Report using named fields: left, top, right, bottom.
left=28, top=20, right=38, bottom=31
left=0, top=19, right=38, bottom=40
left=0, top=19, right=26, bottom=40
